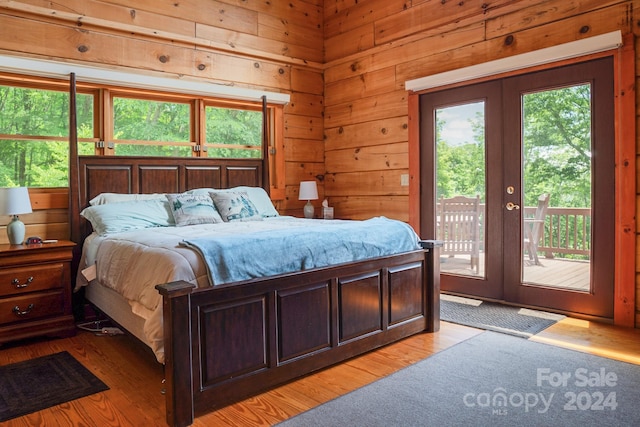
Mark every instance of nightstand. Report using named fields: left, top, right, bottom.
left=0, top=241, right=76, bottom=344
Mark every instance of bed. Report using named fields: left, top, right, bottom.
left=68, top=155, right=442, bottom=427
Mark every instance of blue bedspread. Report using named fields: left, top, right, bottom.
left=181, top=217, right=421, bottom=285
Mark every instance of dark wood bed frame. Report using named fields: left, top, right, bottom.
left=68, top=77, right=441, bottom=427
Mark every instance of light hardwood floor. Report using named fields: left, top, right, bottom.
left=1, top=319, right=638, bottom=427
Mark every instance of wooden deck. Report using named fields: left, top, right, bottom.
left=440, top=252, right=591, bottom=291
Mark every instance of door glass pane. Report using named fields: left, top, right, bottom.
left=521, top=84, right=591, bottom=290
left=435, top=102, right=486, bottom=278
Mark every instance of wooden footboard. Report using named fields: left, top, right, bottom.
left=156, top=242, right=441, bottom=427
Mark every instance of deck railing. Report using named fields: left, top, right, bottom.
left=523, top=206, right=591, bottom=259
left=439, top=203, right=591, bottom=260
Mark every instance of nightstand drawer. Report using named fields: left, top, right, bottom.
left=0, top=291, right=65, bottom=325
left=0, top=263, right=65, bottom=297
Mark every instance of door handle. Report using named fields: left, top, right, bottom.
left=506, top=202, right=520, bottom=211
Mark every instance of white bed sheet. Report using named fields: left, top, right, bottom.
left=77, top=217, right=340, bottom=363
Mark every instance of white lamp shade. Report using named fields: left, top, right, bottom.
left=0, top=187, right=32, bottom=216
left=1, top=187, right=32, bottom=245
left=298, top=181, right=318, bottom=201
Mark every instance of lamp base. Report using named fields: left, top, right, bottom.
left=7, top=215, right=25, bottom=245
left=303, top=201, right=315, bottom=219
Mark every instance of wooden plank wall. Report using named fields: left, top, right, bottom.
left=0, top=0, right=325, bottom=243
left=1, top=0, right=639, bottom=323
left=323, top=0, right=634, bottom=221
left=323, top=0, right=638, bottom=323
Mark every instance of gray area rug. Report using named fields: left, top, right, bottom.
left=278, top=332, right=640, bottom=426
left=440, top=294, right=565, bottom=337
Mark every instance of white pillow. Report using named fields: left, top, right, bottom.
left=89, top=192, right=167, bottom=206
left=209, top=191, right=263, bottom=222
left=166, top=193, right=224, bottom=226
left=81, top=199, right=173, bottom=235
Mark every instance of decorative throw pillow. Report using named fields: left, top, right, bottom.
left=188, top=187, right=279, bottom=218
left=209, top=191, right=263, bottom=222
left=165, top=193, right=224, bottom=226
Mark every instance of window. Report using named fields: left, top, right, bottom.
left=0, top=84, right=94, bottom=187
left=112, top=96, right=192, bottom=156
left=108, top=97, right=265, bottom=158
left=205, top=105, right=263, bottom=158
left=0, top=76, right=284, bottom=189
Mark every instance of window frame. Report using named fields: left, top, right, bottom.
left=0, top=72, right=285, bottom=198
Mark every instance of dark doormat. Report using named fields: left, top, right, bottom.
left=441, top=294, right=565, bottom=337
left=0, top=351, right=109, bottom=421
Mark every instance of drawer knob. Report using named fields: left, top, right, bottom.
left=12, top=304, right=35, bottom=317
left=11, top=277, right=34, bottom=289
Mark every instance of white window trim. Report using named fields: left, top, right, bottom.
left=405, top=31, right=622, bottom=92
left=0, top=54, right=290, bottom=104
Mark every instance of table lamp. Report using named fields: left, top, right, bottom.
left=298, top=181, right=318, bottom=219
left=0, top=187, right=33, bottom=245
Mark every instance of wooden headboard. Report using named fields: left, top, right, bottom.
left=70, top=155, right=264, bottom=244
left=77, top=156, right=263, bottom=208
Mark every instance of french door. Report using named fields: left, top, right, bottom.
left=419, top=58, right=614, bottom=319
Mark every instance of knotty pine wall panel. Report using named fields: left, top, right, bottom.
left=323, top=0, right=633, bottom=220
left=324, top=23, right=486, bottom=84
left=325, top=142, right=408, bottom=174
left=325, top=66, right=396, bottom=106
left=0, top=0, right=325, bottom=237
left=322, top=0, right=637, bottom=324
left=290, top=68, right=324, bottom=95
left=8, top=0, right=196, bottom=37
left=324, top=0, right=408, bottom=40
left=325, top=90, right=408, bottom=128
left=330, top=195, right=410, bottom=222
left=324, top=116, right=408, bottom=151
left=285, top=138, right=325, bottom=163
left=373, top=0, right=549, bottom=46
left=324, top=22, right=375, bottom=62
left=4, top=0, right=640, bottom=321
left=286, top=92, right=324, bottom=117
left=395, top=5, right=629, bottom=87
left=485, top=0, right=626, bottom=39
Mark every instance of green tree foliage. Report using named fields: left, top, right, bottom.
left=0, top=86, right=263, bottom=186
left=435, top=104, right=486, bottom=202
left=206, top=106, right=262, bottom=158
left=113, top=97, right=191, bottom=157
left=436, top=85, right=593, bottom=259
left=436, top=84, right=591, bottom=210
left=0, top=86, right=93, bottom=187
left=522, top=85, right=591, bottom=208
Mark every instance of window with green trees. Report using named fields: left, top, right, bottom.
left=0, top=81, right=268, bottom=188
left=113, top=97, right=192, bottom=156
left=0, top=85, right=94, bottom=187
left=205, top=105, right=262, bottom=158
